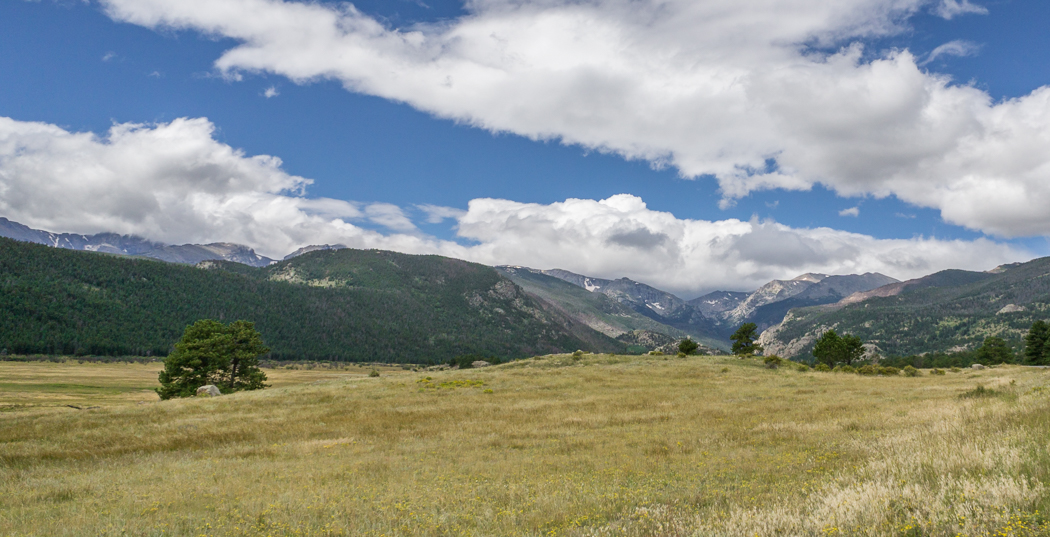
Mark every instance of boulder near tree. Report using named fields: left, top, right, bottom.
left=156, top=319, right=270, bottom=400
left=730, top=323, right=762, bottom=356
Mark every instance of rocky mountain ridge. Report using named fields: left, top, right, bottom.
left=0, top=217, right=274, bottom=267
left=757, top=260, right=1049, bottom=358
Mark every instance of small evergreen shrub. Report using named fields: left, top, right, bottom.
left=763, top=355, right=783, bottom=369
left=815, top=363, right=831, bottom=372
left=903, top=365, right=920, bottom=377
left=368, top=369, right=380, bottom=378
left=931, top=368, right=946, bottom=375
left=572, top=350, right=584, bottom=361
left=649, top=351, right=664, bottom=356
left=878, top=366, right=901, bottom=376
left=795, top=363, right=810, bottom=372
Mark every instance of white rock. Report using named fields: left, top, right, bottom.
left=971, top=364, right=985, bottom=370
left=196, top=385, right=221, bottom=397
left=472, top=361, right=491, bottom=368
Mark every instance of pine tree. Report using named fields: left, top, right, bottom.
left=730, top=323, right=762, bottom=356
left=977, top=336, right=1013, bottom=364
left=157, top=319, right=270, bottom=399
left=1024, top=320, right=1049, bottom=365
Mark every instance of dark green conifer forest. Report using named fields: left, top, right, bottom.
left=0, top=238, right=619, bottom=362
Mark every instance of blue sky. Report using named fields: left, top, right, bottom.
left=1, top=0, right=1049, bottom=294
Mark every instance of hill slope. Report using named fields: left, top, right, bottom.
left=0, top=238, right=622, bottom=361
left=495, top=266, right=699, bottom=348
left=759, top=260, right=1050, bottom=357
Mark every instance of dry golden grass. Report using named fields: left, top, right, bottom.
left=1, top=355, right=1048, bottom=536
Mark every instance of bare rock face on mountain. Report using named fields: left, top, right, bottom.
left=283, top=244, right=348, bottom=260
left=721, top=274, right=828, bottom=325
left=687, top=291, right=749, bottom=317
left=0, top=217, right=274, bottom=267
left=703, top=272, right=899, bottom=331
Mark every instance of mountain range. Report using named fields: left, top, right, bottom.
left=8, top=216, right=1035, bottom=360
left=759, top=259, right=1050, bottom=358
left=0, top=217, right=274, bottom=267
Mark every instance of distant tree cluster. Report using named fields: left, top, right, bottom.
left=156, top=319, right=269, bottom=399
left=812, top=329, right=864, bottom=367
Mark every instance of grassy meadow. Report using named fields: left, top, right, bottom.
left=1, top=355, right=1049, bottom=536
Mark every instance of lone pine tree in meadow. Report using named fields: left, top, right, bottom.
left=730, top=323, right=762, bottom=356
left=157, top=319, right=270, bottom=399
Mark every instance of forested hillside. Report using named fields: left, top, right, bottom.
left=0, top=238, right=622, bottom=361
left=760, top=258, right=1050, bottom=358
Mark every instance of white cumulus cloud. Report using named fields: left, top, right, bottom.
left=0, top=116, right=1028, bottom=295
left=839, top=207, right=860, bottom=217
left=97, top=0, right=1050, bottom=238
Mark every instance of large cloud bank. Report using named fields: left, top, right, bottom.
left=98, top=0, right=1050, bottom=237
left=0, top=116, right=1025, bottom=295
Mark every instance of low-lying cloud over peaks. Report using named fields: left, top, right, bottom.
left=0, top=115, right=1026, bottom=294
left=98, top=0, right=1050, bottom=238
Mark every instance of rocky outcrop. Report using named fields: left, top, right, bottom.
left=196, top=385, right=221, bottom=397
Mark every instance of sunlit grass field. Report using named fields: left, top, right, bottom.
left=2, top=355, right=1049, bottom=536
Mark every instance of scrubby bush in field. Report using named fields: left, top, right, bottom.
left=932, top=368, right=946, bottom=375
left=795, top=363, right=810, bottom=372
left=763, top=355, right=783, bottom=369
left=903, top=365, right=920, bottom=377
left=879, top=366, right=901, bottom=376
left=815, top=363, right=831, bottom=372
left=857, top=364, right=878, bottom=376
